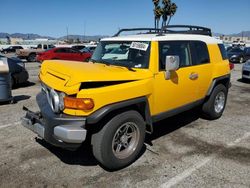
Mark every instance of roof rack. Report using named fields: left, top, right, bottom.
left=114, top=25, right=212, bottom=37
left=113, top=28, right=161, bottom=37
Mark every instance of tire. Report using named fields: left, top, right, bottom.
left=201, top=84, right=228, bottom=120
left=91, top=110, right=146, bottom=170
left=27, top=53, right=36, bottom=62
left=84, top=58, right=90, bottom=62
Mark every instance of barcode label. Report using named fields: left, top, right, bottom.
left=130, top=42, right=149, bottom=51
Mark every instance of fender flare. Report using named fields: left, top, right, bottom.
left=86, top=96, right=153, bottom=133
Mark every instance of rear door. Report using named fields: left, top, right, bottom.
left=189, top=41, right=212, bottom=98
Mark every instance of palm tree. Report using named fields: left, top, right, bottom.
left=154, top=6, right=163, bottom=29
left=166, top=3, right=177, bottom=27
left=153, top=0, right=160, bottom=29
left=161, top=0, right=171, bottom=27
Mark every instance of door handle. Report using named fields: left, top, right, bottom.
left=189, top=73, right=199, bottom=80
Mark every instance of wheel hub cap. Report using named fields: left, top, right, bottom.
left=214, top=91, right=225, bottom=113
left=112, top=122, right=140, bottom=159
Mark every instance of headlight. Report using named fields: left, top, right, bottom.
left=49, top=89, right=60, bottom=113
left=59, top=92, right=66, bottom=111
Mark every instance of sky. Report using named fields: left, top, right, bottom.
left=0, top=0, right=249, bottom=37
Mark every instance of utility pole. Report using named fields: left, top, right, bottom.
left=83, top=22, right=86, bottom=42
left=66, top=27, right=69, bottom=43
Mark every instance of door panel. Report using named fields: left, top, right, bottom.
left=153, top=67, right=201, bottom=115
left=152, top=40, right=212, bottom=116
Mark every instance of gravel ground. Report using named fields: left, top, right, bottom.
left=0, top=60, right=249, bottom=188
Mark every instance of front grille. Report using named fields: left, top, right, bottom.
left=243, top=70, right=250, bottom=76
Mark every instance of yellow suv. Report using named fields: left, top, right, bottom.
left=22, top=25, right=231, bottom=170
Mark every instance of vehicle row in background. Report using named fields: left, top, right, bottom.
left=16, top=44, right=55, bottom=62
left=227, top=47, right=250, bottom=63
left=37, top=47, right=92, bottom=63
left=0, top=46, right=23, bottom=54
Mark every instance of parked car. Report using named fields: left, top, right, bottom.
left=37, top=47, right=92, bottom=63
left=0, top=55, right=29, bottom=88
left=0, top=46, right=23, bottom=54
left=242, top=60, right=250, bottom=81
left=16, top=44, right=55, bottom=62
left=243, top=47, right=250, bottom=62
left=227, top=48, right=245, bottom=63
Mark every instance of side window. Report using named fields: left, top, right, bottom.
left=37, top=44, right=42, bottom=49
left=218, top=44, right=228, bottom=60
left=48, top=45, right=54, bottom=49
left=159, top=41, right=191, bottom=70
left=55, top=48, right=63, bottom=53
left=190, top=41, right=210, bottom=65
left=44, top=45, right=48, bottom=50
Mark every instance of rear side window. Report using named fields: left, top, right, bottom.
left=218, top=44, right=228, bottom=60
left=190, top=41, right=210, bottom=65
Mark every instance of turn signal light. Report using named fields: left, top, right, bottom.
left=64, top=97, right=94, bottom=110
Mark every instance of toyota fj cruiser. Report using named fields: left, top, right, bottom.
left=22, top=25, right=231, bottom=170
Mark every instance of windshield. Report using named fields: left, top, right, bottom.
left=91, top=41, right=150, bottom=69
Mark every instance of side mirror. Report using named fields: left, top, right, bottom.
left=165, top=55, right=180, bottom=80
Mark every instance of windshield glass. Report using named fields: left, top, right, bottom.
left=91, top=41, right=150, bottom=69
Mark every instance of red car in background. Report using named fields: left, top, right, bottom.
left=37, top=47, right=92, bottom=63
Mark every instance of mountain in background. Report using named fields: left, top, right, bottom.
left=58, top=35, right=109, bottom=41
left=0, top=33, right=55, bottom=40
left=0, top=32, right=108, bottom=41
left=0, top=31, right=249, bottom=40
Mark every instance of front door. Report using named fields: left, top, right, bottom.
left=152, top=41, right=211, bottom=117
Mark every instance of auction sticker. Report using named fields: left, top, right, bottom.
left=130, top=42, right=149, bottom=51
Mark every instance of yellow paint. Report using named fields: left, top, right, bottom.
left=39, top=41, right=230, bottom=117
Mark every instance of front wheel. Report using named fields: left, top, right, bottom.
left=201, top=84, right=228, bottom=120
left=91, top=110, right=146, bottom=170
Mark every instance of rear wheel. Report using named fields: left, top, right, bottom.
left=91, top=110, right=145, bottom=170
left=27, top=53, right=36, bottom=62
left=201, top=84, right=228, bottom=120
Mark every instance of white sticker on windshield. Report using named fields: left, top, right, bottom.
left=130, top=42, right=149, bottom=51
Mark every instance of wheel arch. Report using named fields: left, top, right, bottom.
left=86, top=97, right=153, bottom=134
left=206, top=74, right=231, bottom=97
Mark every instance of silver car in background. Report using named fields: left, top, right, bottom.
left=242, top=60, right=250, bottom=81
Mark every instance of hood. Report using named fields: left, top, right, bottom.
left=40, top=60, right=153, bottom=94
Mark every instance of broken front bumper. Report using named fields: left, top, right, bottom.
left=21, top=92, right=87, bottom=150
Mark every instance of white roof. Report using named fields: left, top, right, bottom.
left=102, top=34, right=222, bottom=44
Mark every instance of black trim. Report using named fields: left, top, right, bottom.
left=206, top=74, right=231, bottom=96
left=152, top=99, right=204, bottom=123
left=87, top=97, right=152, bottom=132
left=114, top=25, right=212, bottom=37
left=22, top=92, right=86, bottom=149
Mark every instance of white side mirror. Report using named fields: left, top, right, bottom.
left=165, top=56, right=180, bottom=80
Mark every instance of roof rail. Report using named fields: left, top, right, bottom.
left=113, top=28, right=161, bottom=37
left=113, top=25, right=212, bottom=37
left=159, top=25, right=212, bottom=36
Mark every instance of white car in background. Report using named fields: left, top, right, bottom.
left=242, top=60, right=250, bottom=81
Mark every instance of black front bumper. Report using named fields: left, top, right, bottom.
left=22, top=92, right=87, bottom=150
